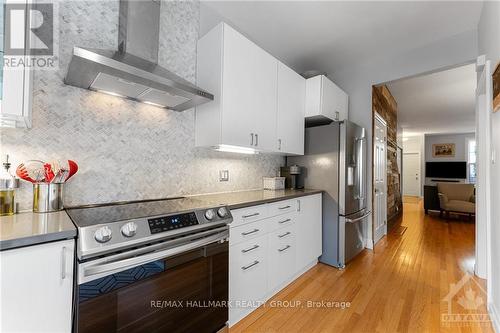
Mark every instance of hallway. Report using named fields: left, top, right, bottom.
left=231, top=199, right=493, bottom=333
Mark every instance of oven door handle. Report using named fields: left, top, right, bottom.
left=82, top=231, right=227, bottom=281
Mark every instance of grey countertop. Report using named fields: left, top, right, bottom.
left=0, top=211, right=77, bottom=251
left=188, top=188, right=323, bottom=210
left=0, top=189, right=321, bottom=251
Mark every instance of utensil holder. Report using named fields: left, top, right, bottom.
left=33, top=183, right=64, bottom=213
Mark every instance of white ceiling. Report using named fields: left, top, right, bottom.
left=200, top=1, right=483, bottom=77
left=387, top=63, right=476, bottom=136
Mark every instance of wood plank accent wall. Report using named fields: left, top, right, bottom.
left=372, top=85, right=402, bottom=224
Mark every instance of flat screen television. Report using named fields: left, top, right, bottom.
left=425, top=162, right=467, bottom=179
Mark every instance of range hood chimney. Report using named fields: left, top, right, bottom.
left=64, top=0, right=213, bottom=111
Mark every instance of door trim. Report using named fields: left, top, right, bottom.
left=373, top=112, right=387, bottom=245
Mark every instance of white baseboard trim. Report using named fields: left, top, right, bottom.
left=364, top=238, right=374, bottom=250
left=489, top=302, right=500, bottom=333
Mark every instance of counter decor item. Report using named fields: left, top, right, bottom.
left=16, top=159, right=78, bottom=213
left=263, top=177, right=285, bottom=190
left=0, top=155, right=20, bottom=216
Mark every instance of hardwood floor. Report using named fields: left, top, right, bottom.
left=230, top=198, right=493, bottom=333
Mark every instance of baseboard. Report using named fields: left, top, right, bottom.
left=489, top=301, right=500, bottom=333
left=364, top=238, right=374, bottom=250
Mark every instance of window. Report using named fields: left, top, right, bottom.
left=468, top=139, right=477, bottom=183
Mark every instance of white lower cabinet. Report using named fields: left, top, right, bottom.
left=296, top=194, right=323, bottom=271
left=0, top=239, right=75, bottom=333
left=268, top=224, right=296, bottom=293
left=229, top=194, right=322, bottom=326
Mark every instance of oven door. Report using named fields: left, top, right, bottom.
left=75, top=228, right=229, bottom=333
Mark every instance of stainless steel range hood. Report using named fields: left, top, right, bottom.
left=64, top=0, right=213, bottom=111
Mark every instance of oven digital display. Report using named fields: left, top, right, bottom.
left=148, top=213, right=198, bottom=234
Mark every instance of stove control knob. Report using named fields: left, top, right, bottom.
left=94, top=226, right=112, bottom=243
left=217, top=207, right=228, bottom=218
left=121, top=222, right=137, bottom=238
left=205, top=209, right=215, bottom=221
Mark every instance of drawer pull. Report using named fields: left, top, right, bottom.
left=242, top=212, right=260, bottom=218
left=278, top=218, right=291, bottom=224
left=278, top=245, right=291, bottom=252
left=278, top=231, right=291, bottom=238
left=241, top=229, right=260, bottom=236
left=241, top=260, right=260, bottom=270
left=241, top=245, right=260, bottom=253
left=278, top=205, right=291, bottom=210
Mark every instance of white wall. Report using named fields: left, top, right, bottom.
left=478, top=1, right=500, bottom=330
left=425, top=132, right=475, bottom=162
left=403, top=135, right=425, bottom=196
left=333, top=29, right=478, bottom=245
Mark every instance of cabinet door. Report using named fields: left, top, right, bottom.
left=221, top=24, right=257, bottom=148
left=320, top=76, right=338, bottom=121
left=1, top=239, right=75, bottom=333
left=296, top=194, right=322, bottom=271
left=0, top=0, right=32, bottom=128
left=277, top=62, right=305, bottom=155
left=250, top=46, right=278, bottom=151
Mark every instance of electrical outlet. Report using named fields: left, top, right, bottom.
left=219, top=170, right=229, bottom=182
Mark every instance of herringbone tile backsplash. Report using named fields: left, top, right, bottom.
left=1, top=1, right=283, bottom=211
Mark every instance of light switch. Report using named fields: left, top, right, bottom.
left=219, top=170, right=229, bottom=182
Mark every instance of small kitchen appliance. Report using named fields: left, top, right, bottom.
left=66, top=197, right=233, bottom=333
left=280, top=165, right=303, bottom=189
left=263, top=177, right=285, bottom=190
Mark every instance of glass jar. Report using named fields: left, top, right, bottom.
left=0, top=155, right=20, bottom=216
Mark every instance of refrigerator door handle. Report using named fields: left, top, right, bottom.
left=354, top=136, right=366, bottom=200
left=345, top=211, right=371, bottom=223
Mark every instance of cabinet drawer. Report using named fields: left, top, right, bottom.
left=229, top=235, right=267, bottom=323
left=268, top=212, right=296, bottom=233
left=268, top=199, right=297, bottom=217
left=230, top=219, right=268, bottom=246
left=268, top=226, right=296, bottom=292
left=231, top=235, right=267, bottom=263
left=231, top=204, right=269, bottom=227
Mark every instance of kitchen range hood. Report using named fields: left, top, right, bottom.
left=64, top=0, right=213, bottom=111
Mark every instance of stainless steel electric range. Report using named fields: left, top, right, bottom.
left=66, top=197, right=233, bottom=333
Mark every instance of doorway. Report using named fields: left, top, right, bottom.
left=402, top=152, right=421, bottom=197
left=373, top=113, right=387, bottom=244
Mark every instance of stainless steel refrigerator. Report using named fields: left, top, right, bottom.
left=288, top=120, right=370, bottom=268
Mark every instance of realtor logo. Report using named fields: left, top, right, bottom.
left=3, top=2, right=58, bottom=69
left=441, top=273, right=491, bottom=327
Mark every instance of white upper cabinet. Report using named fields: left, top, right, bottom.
left=305, top=74, right=348, bottom=124
left=196, top=23, right=278, bottom=151
left=196, top=23, right=305, bottom=155
left=276, top=62, right=305, bottom=155
left=0, top=0, right=33, bottom=128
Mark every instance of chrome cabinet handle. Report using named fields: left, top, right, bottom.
left=61, top=246, right=66, bottom=280
left=242, top=212, right=260, bottom=218
left=241, top=260, right=260, bottom=270
left=278, top=218, right=291, bottom=224
left=241, top=228, right=259, bottom=236
left=278, top=231, right=291, bottom=238
left=241, top=244, right=259, bottom=253
left=255, top=134, right=259, bottom=146
left=297, top=200, right=301, bottom=212
left=279, top=205, right=291, bottom=210
left=278, top=139, right=282, bottom=150
left=278, top=245, right=291, bottom=252
left=250, top=133, right=254, bottom=146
